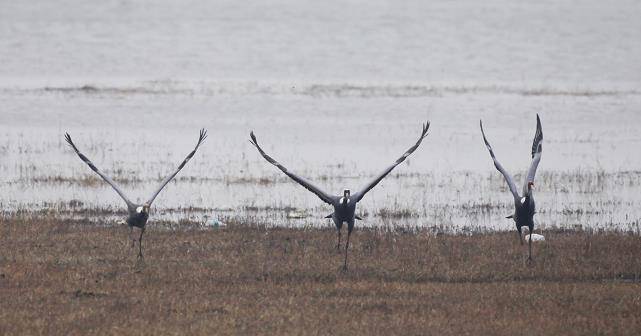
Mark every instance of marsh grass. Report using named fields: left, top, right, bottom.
left=1, top=216, right=640, bottom=335
left=376, top=207, right=419, bottom=218
left=8, top=168, right=641, bottom=231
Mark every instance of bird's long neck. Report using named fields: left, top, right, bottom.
left=523, top=188, right=535, bottom=208
left=526, top=186, right=534, bottom=199
left=339, top=190, right=351, bottom=207
left=136, top=205, right=150, bottom=216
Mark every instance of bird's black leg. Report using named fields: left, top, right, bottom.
left=528, top=227, right=533, bottom=262
left=335, top=220, right=343, bottom=251
left=138, top=227, right=145, bottom=259
left=343, top=223, right=354, bottom=271
left=517, top=227, right=523, bottom=245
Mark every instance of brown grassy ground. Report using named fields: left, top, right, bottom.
left=1, top=216, right=640, bottom=335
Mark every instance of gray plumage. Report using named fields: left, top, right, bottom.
left=64, top=129, right=207, bottom=259
left=250, top=121, right=430, bottom=270
left=480, top=115, right=543, bottom=261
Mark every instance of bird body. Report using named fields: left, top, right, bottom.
left=332, top=189, right=357, bottom=224
left=127, top=205, right=150, bottom=229
left=511, top=193, right=535, bottom=242
left=328, top=190, right=358, bottom=256
left=65, top=129, right=207, bottom=259
left=481, top=115, right=543, bottom=261
left=250, top=122, right=430, bottom=270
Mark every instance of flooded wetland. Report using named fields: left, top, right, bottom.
left=2, top=87, right=641, bottom=234
left=2, top=0, right=640, bottom=233
left=1, top=0, right=641, bottom=334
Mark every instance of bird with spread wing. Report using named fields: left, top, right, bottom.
left=480, top=115, right=543, bottom=261
left=64, top=129, right=207, bottom=259
left=250, top=122, right=430, bottom=270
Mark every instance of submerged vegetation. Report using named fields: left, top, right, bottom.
left=6, top=168, right=641, bottom=233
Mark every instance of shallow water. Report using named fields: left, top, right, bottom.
left=1, top=0, right=640, bottom=232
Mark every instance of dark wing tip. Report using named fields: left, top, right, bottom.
left=479, top=119, right=486, bottom=136
left=414, top=120, right=430, bottom=142
left=249, top=131, right=263, bottom=151
left=479, top=120, right=486, bottom=138
left=64, top=132, right=77, bottom=150
left=422, top=120, right=431, bottom=137
left=531, top=115, right=543, bottom=157
left=199, top=128, right=208, bottom=142
left=191, top=128, right=207, bottom=149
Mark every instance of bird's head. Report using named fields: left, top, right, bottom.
left=339, top=189, right=351, bottom=205
left=137, top=203, right=151, bottom=214
left=528, top=182, right=535, bottom=192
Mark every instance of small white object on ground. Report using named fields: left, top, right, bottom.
left=286, top=209, right=309, bottom=219
left=203, top=216, right=226, bottom=228
left=525, top=233, right=545, bottom=241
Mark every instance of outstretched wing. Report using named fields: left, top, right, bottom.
left=479, top=120, right=520, bottom=200
left=523, top=114, right=543, bottom=195
left=249, top=131, right=335, bottom=205
left=352, top=121, right=430, bottom=202
left=64, top=133, right=135, bottom=210
left=147, top=129, right=207, bottom=205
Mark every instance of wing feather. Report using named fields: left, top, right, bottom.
left=146, top=129, right=207, bottom=205
left=479, top=120, right=520, bottom=200
left=523, top=114, right=543, bottom=194
left=353, top=121, right=430, bottom=202
left=249, top=131, right=335, bottom=205
left=64, top=133, right=135, bottom=210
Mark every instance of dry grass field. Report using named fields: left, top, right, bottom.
left=1, top=216, right=641, bottom=335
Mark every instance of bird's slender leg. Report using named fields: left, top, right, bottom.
left=334, top=219, right=343, bottom=251
left=528, top=227, right=533, bottom=262
left=138, top=227, right=145, bottom=259
left=343, top=223, right=353, bottom=271
left=130, top=226, right=135, bottom=248
left=343, top=232, right=350, bottom=271
left=517, top=227, right=523, bottom=245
